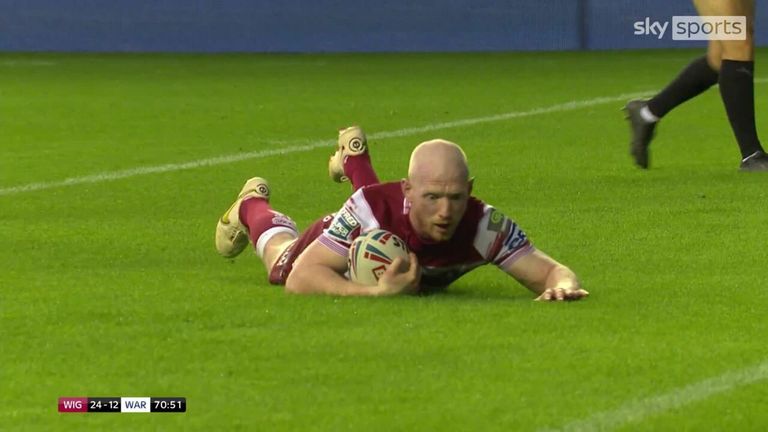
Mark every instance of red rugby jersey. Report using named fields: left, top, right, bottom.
left=318, top=182, right=533, bottom=290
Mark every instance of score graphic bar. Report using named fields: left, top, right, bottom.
left=58, top=397, right=186, bottom=413
left=58, top=397, right=87, bottom=413
left=89, top=397, right=121, bottom=413
left=122, top=397, right=151, bottom=413
left=150, top=397, right=186, bottom=413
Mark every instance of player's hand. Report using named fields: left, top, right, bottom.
left=535, top=286, right=589, bottom=302
left=375, top=252, right=421, bottom=296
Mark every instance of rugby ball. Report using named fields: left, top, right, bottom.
left=348, top=229, right=410, bottom=286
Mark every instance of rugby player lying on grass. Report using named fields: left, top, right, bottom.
left=215, top=127, right=588, bottom=301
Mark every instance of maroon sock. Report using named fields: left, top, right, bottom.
left=344, top=153, right=379, bottom=191
left=239, top=198, right=297, bottom=254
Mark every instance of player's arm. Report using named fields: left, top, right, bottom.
left=285, top=239, right=420, bottom=296
left=502, top=249, right=589, bottom=301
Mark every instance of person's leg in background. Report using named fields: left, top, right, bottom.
left=624, top=40, right=720, bottom=169
left=697, top=0, right=768, bottom=170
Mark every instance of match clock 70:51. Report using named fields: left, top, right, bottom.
left=150, top=397, right=186, bottom=413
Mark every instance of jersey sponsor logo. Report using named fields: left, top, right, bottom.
left=480, top=209, right=512, bottom=261
left=326, top=207, right=360, bottom=243
left=486, top=208, right=506, bottom=232
left=328, top=224, right=350, bottom=241
left=340, top=208, right=359, bottom=229
left=270, top=212, right=296, bottom=229
left=503, top=222, right=528, bottom=250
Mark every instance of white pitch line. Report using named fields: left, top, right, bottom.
left=0, top=91, right=652, bottom=197
left=0, top=141, right=334, bottom=196
left=542, top=359, right=768, bottom=432
left=369, top=92, right=650, bottom=140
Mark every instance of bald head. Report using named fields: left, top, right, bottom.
left=407, top=139, right=469, bottom=183
left=402, top=139, right=472, bottom=242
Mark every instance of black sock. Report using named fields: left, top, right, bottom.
left=647, top=56, right=719, bottom=118
left=719, top=60, right=764, bottom=158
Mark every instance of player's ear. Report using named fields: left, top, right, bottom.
left=467, top=176, right=474, bottom=195
left=400, top=178, right=411, bottom=195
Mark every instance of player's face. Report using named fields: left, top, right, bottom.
left=403, top=177, right=471, bottom=242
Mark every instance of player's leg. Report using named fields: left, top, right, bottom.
left=267, top=214, right=335, bottom=285
left=215, top=177, right=299, bottom=273
left=706, top=39, right=723, bottom=71
left=238, top=196, right=299, bottom=271
left=693, top=0, right=753, bottom=59
left=328, top=126, right=380, bottom=190
left=624, top=46, right=720, bottom=169
left=646, top=39, right=721, bottom=120
left=695, top=0, right=768, bottom=169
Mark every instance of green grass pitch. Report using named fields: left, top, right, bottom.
left=2, top=50, right=767, bottom=431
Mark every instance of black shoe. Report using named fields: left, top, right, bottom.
left=740, top=151, right=768, bottom=172
left=623, top=99, right=657, bottom=169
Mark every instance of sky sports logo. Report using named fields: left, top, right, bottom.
left=634, top=16, right=746, bottom=40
